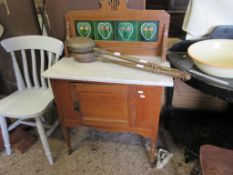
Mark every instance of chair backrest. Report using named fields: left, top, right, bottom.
left=0, top=24, right=3, bottom=37
left=1, top=35, right=64, bottom=91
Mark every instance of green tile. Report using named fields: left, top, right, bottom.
left=75, top=21, right=94, bottom=39
left=94, top=21, right=115, bottom=41
left=116, top=21, right=138, bottom=41
left=137, top=21, right=159, bottom=42
left=74, top=20, right=159, bottom=42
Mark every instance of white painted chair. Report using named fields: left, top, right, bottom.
left=0, top=35, right=64, bottom=165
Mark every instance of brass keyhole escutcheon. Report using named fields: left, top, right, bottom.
left=74, top=101, right=80, bottom=112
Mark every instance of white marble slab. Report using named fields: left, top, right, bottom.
left=42, top=56, right=174, bottom=87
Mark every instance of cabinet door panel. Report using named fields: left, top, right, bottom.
left=79, top=92, right=128, bottom=120
left=51, top=80, right=80, bottom=120
left=135, top=86, right=162, bottom=129
left=70, top=83, right=130, bottom=127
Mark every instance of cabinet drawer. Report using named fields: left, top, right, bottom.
left=71, top=83, right=129, bottom=93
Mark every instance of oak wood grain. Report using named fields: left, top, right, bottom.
left=65, top=6, right=170, bottom=59
left=51, top=79, right=163, bottom=163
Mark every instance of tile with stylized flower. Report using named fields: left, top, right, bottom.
left=94, top=21, right=115, bottom=40
left=116, top=21, right=137, bottom=41
left=75, top=21, right=95, bottom=39
left=138, top=21, right=159, bottom=42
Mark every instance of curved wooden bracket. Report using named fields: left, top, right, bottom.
left=117, top=0, right=128, bottom=11
left=99, top=0, right=128, bottom=11
left=99, top=0, right=112, bottom=11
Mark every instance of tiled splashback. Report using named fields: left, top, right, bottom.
left=75, top=20, right=159, bottom=42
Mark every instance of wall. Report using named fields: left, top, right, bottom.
left=0, top=0, right=40, bottom=94
left=147, top=0, right=190, bottom=37
left=45, top=0, right=145, bottom=41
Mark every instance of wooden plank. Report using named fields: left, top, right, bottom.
left=13, top=134, right=37, bottom=154
left=0, top=126, right=37, bottom=154
left=173, top=79, right=227, bottom=110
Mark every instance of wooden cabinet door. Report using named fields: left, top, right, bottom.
left=69, top=83, right=133, bottom=128
left=135, top=86, right=162, bottom=129
left=51, top=80, right=82, bottom=123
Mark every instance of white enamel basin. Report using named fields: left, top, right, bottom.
left=188, top=39, right=233, bottom=78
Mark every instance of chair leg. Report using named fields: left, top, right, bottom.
left=0, top=116, right=11, bottom=155
left=35, top=117, right=54, bottom=165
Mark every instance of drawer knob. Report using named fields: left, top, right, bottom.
left=138, top=91, right=144, bottom=94
left=140, top=95, right=146, bottom=98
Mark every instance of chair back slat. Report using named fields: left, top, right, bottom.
left=47, top=51, right=53, bottom=68
left=31, top=49, right=40, bottom=88
left=40, top=50, right=47, bottom=89
left=21, top=50, right=32, bottom=89
left=47, top=51, right=53, bottom=88
left=47, top=78, right=51, bottom=88
left=1, top=35, right=64, bottom=90
left=11, top=52, right=25, bottom=91
left=55, top=54, right=59, bottom=63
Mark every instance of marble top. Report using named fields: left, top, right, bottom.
left=42, top=56, right=173, bottom=87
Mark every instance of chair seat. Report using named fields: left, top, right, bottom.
left=0, top=88, right=54, bottom=118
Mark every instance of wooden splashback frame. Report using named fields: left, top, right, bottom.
left=65, top=0, right=170, bottom=61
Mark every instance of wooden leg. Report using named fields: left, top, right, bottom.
left=149, top=139, right=157, bottom=165
left=0, top=116, right=11, bottom=155
left=35, top=117, right=53, bottom=165
left=60, top=123, right=72, bottom=155
left=165, top=87, right=174, bottom=118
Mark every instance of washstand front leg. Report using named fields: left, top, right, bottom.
left=61, top=124, right=73, bottom=155
left=149, top=139, right=158, bottom=166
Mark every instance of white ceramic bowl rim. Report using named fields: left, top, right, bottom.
left=188, top=39, right=233, bottom=69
